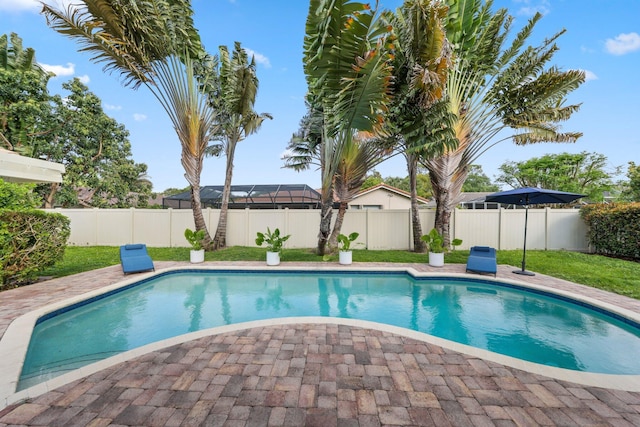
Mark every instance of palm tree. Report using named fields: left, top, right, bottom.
left=203, top=42, right=272, bottom=250
left=423, top=0, right=584, bottom=247
left=282, top=102, right=324, bottom=174
left=329, top=131, right=391, bottom=248
left=41, top=0, right=219, bottom=245
left=303, top=0, right=395, bottom=255
left=387, top=0, right=454, bottom=252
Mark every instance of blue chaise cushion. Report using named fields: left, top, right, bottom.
left=120, top=244, right=155, bottom=274
left=466, top=246, right=497, bottom=276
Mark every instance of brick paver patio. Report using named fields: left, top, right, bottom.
left=1, top=261, right=640, bottom=426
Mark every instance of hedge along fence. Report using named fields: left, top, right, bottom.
left=580, top=203, right=640, bottom=260
left=0, top=209, right=70, bottom=288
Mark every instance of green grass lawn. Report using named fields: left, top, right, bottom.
left=39, top=246, right=640, bottom=300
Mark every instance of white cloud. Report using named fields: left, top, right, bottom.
left=133, top=113, right=147, bottom=122
left=512, top=0, right=550, bottom=17
left=605, top=32, right=640, bottom=55
left=40, top=62, right=75, bottom=77
left=0, top=0, right=75, bottom=13
left=244, top=48, right=272, bottom=69
left=582, top=70, right=597, bottom=82
left=104, top=104, right=122, bottom=111
left=77, top=74, right=90, bottom=84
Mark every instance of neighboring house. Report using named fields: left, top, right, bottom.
left=424, top=192, right=503, bottom=210
left=348, top=183, right=430, bottom=210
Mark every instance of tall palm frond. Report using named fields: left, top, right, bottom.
left=41, top=0, right=203, bottom=88
left=386, top=0, right=454, bottom=252
left=423, top=0, right=585, bottom=247
left=198, top=41, right=271, bottom=249
left=41, top=0, right=218, bottom=245
left=303, top=0, right=394, bottom=254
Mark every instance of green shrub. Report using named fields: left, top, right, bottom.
left=0, top=209, right=70, bottom=288
left=580, top=203, right=640, bottom=260
left=0, top=179, right=42, bottom=209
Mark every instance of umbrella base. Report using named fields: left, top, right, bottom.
left=513, top=269, right=535, bottom=276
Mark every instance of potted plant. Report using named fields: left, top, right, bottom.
left=420, top=228, right=462, bottom=267
left=337, top=232, right=359, bottom=265
left=255, top=227, right=291, bottom=266
left=184, top=228, right=206, bottom=263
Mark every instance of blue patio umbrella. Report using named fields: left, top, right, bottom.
left=485, top=187, right=585, bottom=276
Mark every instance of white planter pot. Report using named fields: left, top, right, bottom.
left=266, top=251, right=280, bottom=266
left=339, top=251, right=352, bottom=265
left=190, top=249, right=205, bottom=263
left=428, top=252, right=444, bottom=267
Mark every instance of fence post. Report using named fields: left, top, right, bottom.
left=245, top=208, right=250, bottom=246
left=545, top=207, right=550, bottom=250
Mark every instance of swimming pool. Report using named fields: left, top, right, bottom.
left=17, top=268, right=640, bottom=391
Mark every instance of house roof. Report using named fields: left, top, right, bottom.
left=163, top=184, right=322, bottom=209
left=352, top=183, right=431, bottom=204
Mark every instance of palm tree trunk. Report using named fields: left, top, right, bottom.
left=329, top=201, right=348, bottom=250
left=317, top=195, right=333, bottom=255
left=407, top=154, right=426, bottom=252
left=183, top=149, right=212, bottom=248
left=213, top=141, right=236, bottom=250
left=427, top=156, right=467, bottom=250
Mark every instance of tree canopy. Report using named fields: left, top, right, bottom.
left=1, top=33, right=150, bottom=208
left=620, top=162, right=640, bottom=202
left=37, top=79, right=151, bottom=208
left=462, top=165, right=499, bottom=192
left=496, top=152, right=614, bottom=202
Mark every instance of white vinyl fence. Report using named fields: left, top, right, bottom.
left=47, top=208, right=590, bottom=252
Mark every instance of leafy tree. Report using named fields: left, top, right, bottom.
left=162, top=185, right=191, bottom=196
left=462, top=165, right=499, bottom=192
left=620, top=162, right=640, bottom=202
left=0, top=33, right=52, bottom=154
left=496, top=152, right=614, bottom=202
left=35, top=79, right=151, bottom=208
left=203, top=42, right=272, bottom=250
left=387, top=0, right=454, bottom=252
left=386, top=174, right=433, bottom=199
left=303, top=0, right=395, bottom=255
left=42, top=0, right=219, bottom=246
left=421, top=0, right=584, bottom=247
left=361, top=170, right=383, bottom=190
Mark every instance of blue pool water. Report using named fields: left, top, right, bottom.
left=19, top=270, right=640, bottom=389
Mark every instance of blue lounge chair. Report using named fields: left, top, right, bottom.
left=466, top=246, right=497, bottom=277
left=119, top=244, right=155, bottom=274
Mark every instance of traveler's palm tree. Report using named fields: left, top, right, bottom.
left=329, top=132, right=390, bottom=248
left=204, top=42, right=272, bottom=250
left=41, top=0, right=219, bottom=246
left=303, top=0, right=394, bottom=254
left=387, top=0, right=455, bottom=252
left=423, top=0, right=584, bottom=247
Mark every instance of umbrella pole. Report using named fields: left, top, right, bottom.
left=514, top=204, right=535, bottom=276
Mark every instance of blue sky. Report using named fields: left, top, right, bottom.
left=1, top=0, right=639, bottom=192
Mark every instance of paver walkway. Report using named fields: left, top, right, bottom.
left=1, top=262, right=640, bottom=426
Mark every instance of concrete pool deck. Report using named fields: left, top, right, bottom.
left=1, top=261, right=640, bottom=426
